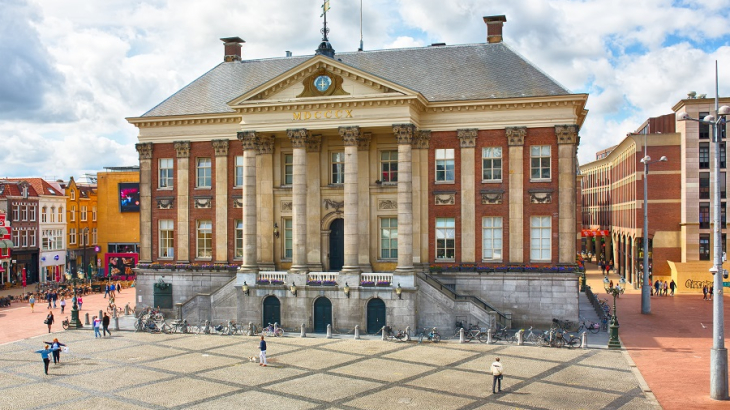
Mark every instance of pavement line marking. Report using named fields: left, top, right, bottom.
left=620, top=337, right=661, bottom=408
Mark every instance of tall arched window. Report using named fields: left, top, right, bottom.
left=41, top=207, right=47, bottom=223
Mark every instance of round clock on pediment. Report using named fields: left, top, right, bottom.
left=314, top=75, right=332, bottom=92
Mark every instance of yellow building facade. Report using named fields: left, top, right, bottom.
left=97, top=168, right=140, bottom=276
left=64, top=177, right=98, bottom=276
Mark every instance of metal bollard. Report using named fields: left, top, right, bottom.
left=405, top=326, right=411, bottom=342
left=85, top=312, right=90, bottom=325
left=124, top=304, right=130, bottom=316
left=354, top=325, right=360, bottom=340
left=487, top=328, right=493, bottom=344
left=581, top=331, right=587, bottom=349
left=326, top=324, right=332, bottom=339
left=382, top=326, right=387, bottom=341
left=114, top=316, right=119, bottom=331
left=248, top=322, right=253, bottom=336
left=517, top=329, right=524, bottom=346
left=300, top=323, right=306, bottom=338
left=459, top=328, right=466, bottom=343
left=99, top=310, right=103, bottom=321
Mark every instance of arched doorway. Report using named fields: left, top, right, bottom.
left=262, top=296, right=281, bottom=327
left=329, top=219, right=344, bottom=271
left=313, top=297, right=332, bottom=333
left=367, top=298, right=386, bottom=334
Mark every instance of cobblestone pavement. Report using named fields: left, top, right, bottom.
left=0, top=331, right=659, bottom=410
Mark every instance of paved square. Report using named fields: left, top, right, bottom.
left=0, top=331, right=659, bottom=410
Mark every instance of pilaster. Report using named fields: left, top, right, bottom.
left=173, top=140, right=190, bottom=262
left=458, top=129, right=478, bottom=263
left=506, top=127, right=526, bottom=263
left=393, top=124, right=415, bottom=273
left=556, top=125, right=578, bottom=264
left=414, top=130, right=431, bottom=269
left=212, top=139, right=229, bottom=263
left=135, top=142, right=153, bottom=263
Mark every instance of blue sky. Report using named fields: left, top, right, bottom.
left=1, top=0, right=730, bottom=178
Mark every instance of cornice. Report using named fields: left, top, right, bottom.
left=126, top=114, right=241, bottom=129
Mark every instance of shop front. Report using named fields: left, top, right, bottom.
left=40, top=251, right=66, bottom=282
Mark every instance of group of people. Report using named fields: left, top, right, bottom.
left=103, top=282, right=122, bottom=299
left=702, top=284, right=715, bottom=300
left=35, top=338, right=67, bottom=375
left=652, top=279, right=676, bottom=296
left=92, top=313, right=113, bottom=338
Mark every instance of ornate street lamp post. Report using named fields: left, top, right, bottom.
left=67, top=274, right=83, bottom=329
left=604, top=275, right=625, bottom=349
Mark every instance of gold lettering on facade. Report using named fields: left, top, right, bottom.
left=292, top=110, right=355, bottom=121
left=293, top=112, right=301, bottom=120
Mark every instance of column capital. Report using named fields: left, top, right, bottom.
left=237, top=131, right=258, bottom=151
left=173, top=141, right=191, bottom=158
left=392, top=123, right=416, bottom=145
left=287, top=128, right=311, bottom=149
left=457, top=129, right=478, bottom=148
left=506, top=127, right=527, bottom=146
left=339, top=126, right=360, bottom=146
left=211, top=139, right=229, bottom=157
left=412, top=130, right=431, bottom=149
left=306, top=134, right=322, bottom=152
left=556, top=124, right=579, bottom=145
left=135, top=142, right=153, bottom=160
left=257, top=134, right=275, bottom=154
left=358, top=132, right=372, bottom=151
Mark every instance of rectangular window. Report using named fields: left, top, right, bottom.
left=722, top=172, right=726, bottom=199
left=11, top=230, right=18, bottom=247
left=700, top=172, right=710, bottom=199
left=530, top=145, right=551, bottom=180
left=159, top=158, right=174, bottom=188
left=42, top=230, right=63, bottom=251
left=80, top=206, right=87, bottom=221
left=284, top=219, right=293, bottom=259
left=331, top=152, right=345, bottom=184
left=12, top=205, right=18, bottom=221
left=29, top=206, right=35, bottom=221
left=284, top=154, right=294, bottom=185
left=699, top=143, right=710, bottom=169
left=41, top=207, right=47, bottom=223
left=699, top=112, right=710, bottom=139
left=50, top=207, right=55, bottom=223
left=58, top=207, right=63, bottom=223
left=723, top=202, right=727, bottom=226
left=196, top=220, right=212, bottom=258
left=482, top=147, right=502, bottom=182
left=69, top=228, right=76, bottom=245
left=20, top=206, right=27, bottom=221
left=530, top=216, right=552, bottom=261
left=159, top=220, right=174, bottom=259
left=380, top=217, right=398, bottom=259
left=92, top=228, right=97, bottom=244
left=435, top=149, right=455, bottom=182
left=196, top=157, right=212, bottom=188
left=482, top=217, right=503, bottom=261
left=235, top=220, right=243, bottom=258
left=70, top=190, right=75, bottom=200
left=22, top=231, right=27, bottom=247
left=435, top=217, right=455, bottom=260
left=29, top=230, right=36, bottom=247
left=722, top=143, right=726, bottom=168
left=700, top=234, right=710, bottom=260
left=70, top=206, right=75, bottom=222
left=84, top=229, right=89, bottom=246
left=380, top=151, right=398, bottom=183
left=92, top=206, right=97, bottom=221
left=700, top=202, right=710, bottom=229
left=234, top=156, right=244, bottom=187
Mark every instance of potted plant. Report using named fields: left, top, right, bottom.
left=360, top=280, right=375, bottom=287
left=376, top=280, right=391, bottom=287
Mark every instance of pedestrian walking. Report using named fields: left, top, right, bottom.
left=670, top=280, right=676, bottom=296
left=116, top=281, right=122, bottom=294
left=44, top=311, right=54, bottom=333
left=605, top=264, right=610, bottom=276
left=52, top=291, right=57, bottom=308
left=609, top=279, right=614, bottom=289
left=259, top=335, right=268, bottom=367
left=29, top=295, right=35, bottom=313
left=703, top=285, right=708, bottom=300
left=77, top=296, right=83, bottom=310
left=490, top=357, right=504, bottom=393
left=35, top=345, right=58, bottom=375
left=102, top=312, right=112, bottom=337
left=709, top=285, right=714, bottom=301
left=663, top=281, right=668, bottom=296
left=60, top=297, right=66, bottom=313
left=43, top=338, right=66, bottom=364
left=654, top=280, right=660, bottom=297
left=46, top=292, right=52, bottom=309
left=93, top=316, right=101, bottom=338
left=110, top=283, right=116, bottom=298
left=104, top=284, right=109, bottom=298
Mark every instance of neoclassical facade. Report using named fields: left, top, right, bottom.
left=129, top=16, right=587, bottom=330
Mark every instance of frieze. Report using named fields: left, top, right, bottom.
left=480, top=189, right=504, bottom=205
left=323, top=199, right=344, bottom=212
left=155, top=197, right=174, bottom=210
left=211, top=139, right=229, bottom=157
left=434, top=192, right=455, bottom=205
left=529, top=189, right=554, bottom=204
left=556, top=125, right=578, bottom=145
left=339, top=126, right=360, bottom=146
left=173, top=141, right=190, bottom=158
left=135, top=142, right=153, bottom=160
left=281, top=201, right=292, bottom=213
left=378, top=199, right=397, bottom=210
left=193, top=197, right=213, bottom=209
left=392, top=123, right=415, bottom=145
left=457, top=129, right=478, bottom=148
left=506, top=127, right=526, bottom=146
left=293, top=110, right=353, bottom=121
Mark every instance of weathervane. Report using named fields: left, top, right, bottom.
left=320, top=0, right=330, bottom=41
left=315, top=0, right=335, bottom=58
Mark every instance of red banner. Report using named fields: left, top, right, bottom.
left=22, top=268, right=26, bottom=287
left=581, top=229, right=610, bottom=237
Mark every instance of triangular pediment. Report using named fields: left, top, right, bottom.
left=229, top=55, right=418, bottom=107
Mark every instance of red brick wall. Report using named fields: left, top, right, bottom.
left=227, top=141, right=243, bottom=263
left=150, top=142, right=177, bottom=262
left=188, top=141, right=216, bottom=262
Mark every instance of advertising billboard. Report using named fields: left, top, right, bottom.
left=119, top=183, right=140, bottom=212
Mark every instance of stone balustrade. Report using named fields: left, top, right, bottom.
left=360, top=273, right=393, bottom=286
left=307, top=272, right=339, bottom=284
left=257, top=271, right=287, bottom=284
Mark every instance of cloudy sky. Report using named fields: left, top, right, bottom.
left=2, top=0, right=730, bottom=179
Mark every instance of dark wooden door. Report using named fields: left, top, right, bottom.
left=313, top=297, right=332, bottom=333
left=329, top=219, right=344, bottom=271
left=262, top=296, right=281, bottom=326
left=367, top=298, right=386, bottom=334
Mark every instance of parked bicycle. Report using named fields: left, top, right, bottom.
left=464, top=324, right=489, bottom=343
left=523, top=326, right=542, bottom=345
left=262, top=323, right=284, bottom=337
left=61, top=316, right=70, bottom=330
left=416, top=327, right=441, bottom=343
left=577, top=317, right=601, bottom=334
left=383, top=326, right=408, bottom=341
left=491, top=323, right=510, bottom=343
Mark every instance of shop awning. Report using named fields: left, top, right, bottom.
left=0, top=239, right=12, bottom=248
left=0, top=227, right=7, bottom=236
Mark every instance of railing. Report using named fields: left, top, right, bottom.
left=307, top=272, right=339, bottom=284
left=422, top=273, right=510, bottom=328
left=585, top=285, right=608, bottom=321
left=360, top=273, right=393, bottom=286
left=257, top=271, right=287, bottom=284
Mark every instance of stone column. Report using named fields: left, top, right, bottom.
left=237, top=132, right=258, bottom=273
left=135, top=143, right=153, bottom=263
left=306, top=135, right=323, bottom=271
left=212, top=140, right=229, bottom=263
left=340, top=126, right=361, bottom=274
left=413, top=131, right=431, bottom=269
left=556, top=125, right=578, bottom=264
left=393, top=124, right=415, bottom=273
left=257, top=135, right=275, bottom=270
left=288, top=129, right=309, bottom=274
left=358, top=133, right=373, bottom=272
left=458, top=129, right=478, bottom=263
left=173, top=141, right=191, bottom=262
left=507, top=128, right=526, bottom=263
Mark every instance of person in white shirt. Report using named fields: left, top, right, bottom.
left=490, top=357, right=503, bottom=393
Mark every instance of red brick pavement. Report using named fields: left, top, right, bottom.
left=0, top=286, right=135, bottom=345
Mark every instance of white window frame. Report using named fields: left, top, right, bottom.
left=70, top=206, right=75, bottom=222
left=41, top=207, right=47, bottom=223
left=234, top=156, right=244, bottom=187
left=482, top=217, right=503, bottom=261
left=12, top=205, right=18, bottom=221
left=29, top=230, right=36, bottom=247
left=380, top=150, right=398, bottom=183
left=435, top=217, right=456, bottom=260
left=70, top=190, right=75, bottom=200
left=196, top=220, right=212, bottom=258
left=196, top=157, right=212, bottom=188
left=284, top=218, right=293, bottom=259
left=159, top=219, right=174, bottom=259
left=69, top=228, right=76, bottom=245
left=159, top=158, right=174, bottom=189
left=22, top=231, right=28, bottom=247
left=20, top=206, right=27, bottom=221
left=283, top=154, right=294, bottom=185
left=380, top=217, right=398, bottom=259
left=234, top=220, right=243, bottom=258
left=530, top=216, right=552, bottom=262
left=436, top=149, right=455, bottom=183
left=530, top=145, right=551, bottom=181
left=80, top=206, right=87, bottom=221
left=58, top=207, right=63, bottom=223
left=50, top=207, right=55, bottom=223
left=29, top=206, right=36, bottom=221
left=331, top=152, right=345, bottom=184
left=92, top=206, right=97, bottom=221
left=92, top=228, right=97, bottom=245
left=482, top=147, right=502, bottom=182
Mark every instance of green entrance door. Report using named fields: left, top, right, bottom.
left=313, top=297, right=332, bottom=333
left=367, top=298, right=386, bottom=334
left=262, top=296, right=281, bottom=327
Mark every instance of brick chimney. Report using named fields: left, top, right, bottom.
left=483, top=15, right=507, bottom=43
left=220, top=37, right=245, bottom=62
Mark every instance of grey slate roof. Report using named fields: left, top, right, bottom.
left=142, top=42, right=571, bottom=118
